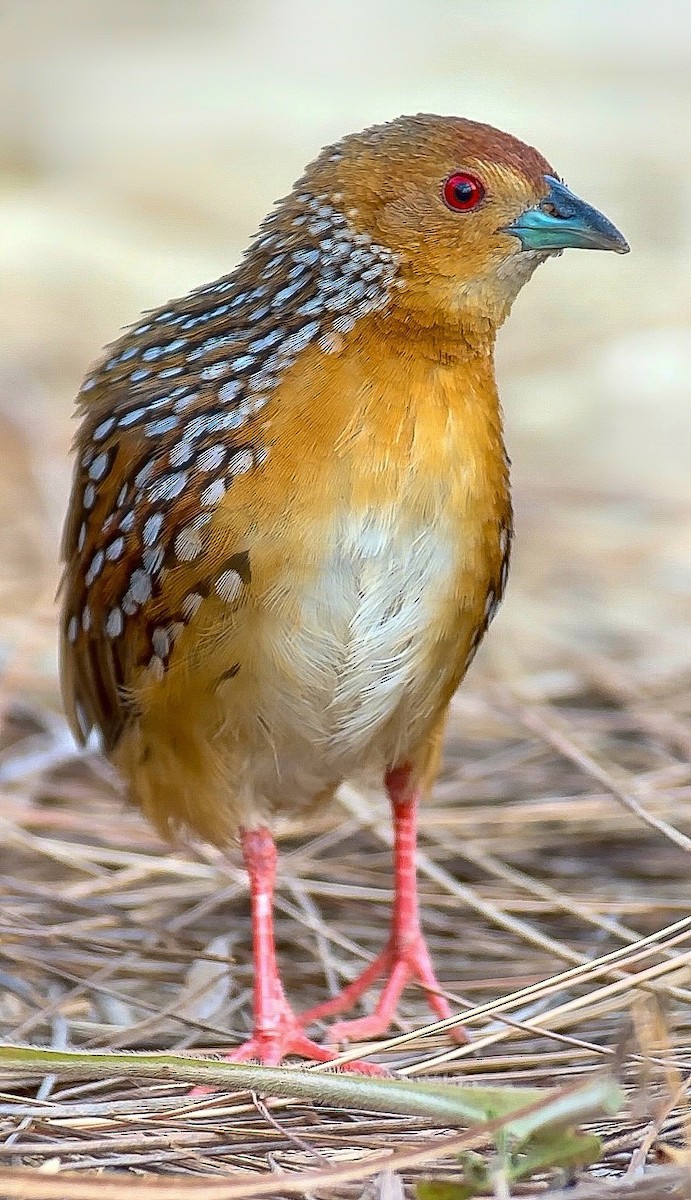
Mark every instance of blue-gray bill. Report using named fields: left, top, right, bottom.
left=504, top=175, right=629, bottom=254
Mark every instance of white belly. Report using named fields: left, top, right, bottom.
left=248, top=508, right=461, bottom=810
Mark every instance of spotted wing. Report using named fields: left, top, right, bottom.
left=60, top=368, right=263, bottom=751
left=60, top=191, right=400, bottom=751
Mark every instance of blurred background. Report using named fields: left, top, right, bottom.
left=0, top=0, right=689, bottom=708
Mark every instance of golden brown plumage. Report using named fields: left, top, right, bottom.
left=60, top=114, right=628, bottom=1067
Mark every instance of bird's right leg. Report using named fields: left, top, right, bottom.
left=191, top=825, right=385, bottom=1085
left=227, top=826, right=345, bottom=1064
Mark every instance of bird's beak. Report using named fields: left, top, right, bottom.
left=503, top=175, right=629, bottom=254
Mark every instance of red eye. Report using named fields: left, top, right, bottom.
left=442, top=171, right=485, bottom=212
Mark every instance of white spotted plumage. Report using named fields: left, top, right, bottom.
left=61, top=158, right=403, bottom=751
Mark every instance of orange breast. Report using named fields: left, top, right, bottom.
left=105, top=318, right=511, bottom=841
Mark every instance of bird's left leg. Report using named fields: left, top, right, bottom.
left=301, top=765, right=467, bottom=1044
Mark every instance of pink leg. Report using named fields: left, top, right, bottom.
left=191, top=827, right=384, bottom=1090
left=301, top=766, right=467, bottom=1044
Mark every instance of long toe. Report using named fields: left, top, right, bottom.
left=189, top=1027, right=388, bottom=1094
left=324, top=937, right=468, bottom=1045
left=299, top=947, right=393, bottom=1028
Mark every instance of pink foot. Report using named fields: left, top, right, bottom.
left=190, top=826, right=387, bottom=1095
left=301, top=765, right=468, bottom=1045
left=302, top=928, right=467, bottom=1043
left=189, top=1003, right=387, bottom=1094
left=226, top=1027, right=386, bottom=1073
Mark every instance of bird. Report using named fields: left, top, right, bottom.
left=60, top=114, right=628, bottom=1071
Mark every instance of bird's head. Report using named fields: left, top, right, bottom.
left=301, top=114, right=629, bottom=341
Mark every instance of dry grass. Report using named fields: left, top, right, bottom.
left=1, top=659, right=690, bottom=1196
